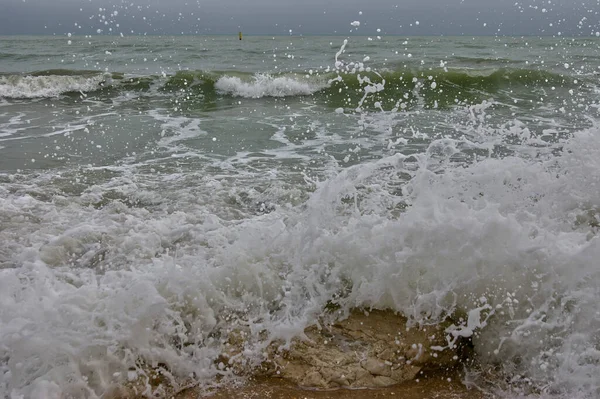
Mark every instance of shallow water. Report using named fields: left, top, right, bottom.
left=1, top=35, right=600, bottom=399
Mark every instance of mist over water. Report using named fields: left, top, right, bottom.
left=1, top=28, right=600, bottom=399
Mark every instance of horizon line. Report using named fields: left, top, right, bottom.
left=1, top=33, right=598, bottom=38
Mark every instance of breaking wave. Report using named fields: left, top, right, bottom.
left=214, top=73, right=322, bottom=98
left=0, top=70, right=108, bottom=99
left=0, top=67, right=584, bottom=102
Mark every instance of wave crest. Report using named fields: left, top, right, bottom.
left=0, top=72, right=107, bottom=99
left=214, top=73, right=323, bottom=98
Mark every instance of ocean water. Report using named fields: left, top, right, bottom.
left=1, top=34, right=600, bottom=398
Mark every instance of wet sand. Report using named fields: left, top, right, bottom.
left=113, top=309, right=491, bottom=399
left=116, top=372, right=488, bottom=399
left=200, top=377, right=487, bottom=399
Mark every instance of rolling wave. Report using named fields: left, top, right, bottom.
left=0, top=67, right=581, bottom=101
left=0, top=70, right=108, bottom=99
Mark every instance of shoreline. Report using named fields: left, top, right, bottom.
left=201, top=375, right=488, bottom=399
left=112, top=372, right=488, bottom=399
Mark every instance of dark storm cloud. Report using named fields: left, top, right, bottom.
left=0, top=0, right=598, bottom=36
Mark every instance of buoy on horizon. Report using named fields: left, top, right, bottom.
left=239, top=31, right=242, bottom=40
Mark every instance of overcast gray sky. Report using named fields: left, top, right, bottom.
left=0, top=0, right=598, bottom=36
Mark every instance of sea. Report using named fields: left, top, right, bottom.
left=1, top=34, right=600, bottom=398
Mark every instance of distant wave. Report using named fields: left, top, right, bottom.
left=0, top=67, right=581, bottom=100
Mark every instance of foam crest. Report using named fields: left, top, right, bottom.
left=0, top=73, right=106, bottom=99
left=214, top=73, right=322, bottom=98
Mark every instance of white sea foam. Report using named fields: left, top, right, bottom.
left=214, top=73, right=323, bottom=98
left=0, top=113, right=30, bottom=138
left=2, top=121, right=600, bottom=398
left=0, top=74, right=106, bottom=99
left=147, top=109, right=208, bottom=148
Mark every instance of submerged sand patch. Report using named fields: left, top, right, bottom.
left=110, top=309, right=483, bottom=398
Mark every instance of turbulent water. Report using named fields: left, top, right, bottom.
left=1, top=34, right=600, bottom=398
